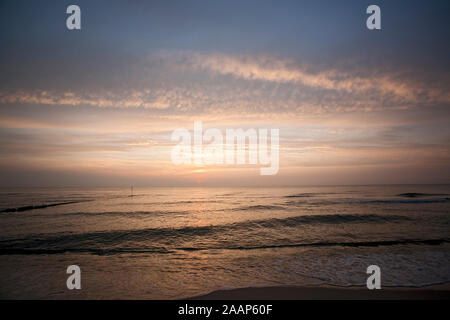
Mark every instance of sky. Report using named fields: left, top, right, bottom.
left=0, top=0, right=449, bottom=187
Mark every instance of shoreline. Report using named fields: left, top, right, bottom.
left=189, top=283, right=450, bottom=300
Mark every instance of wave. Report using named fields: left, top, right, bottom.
left=165, top=200, right=223, bottom=205
left=0, top=247, right=174, bottom=255
left=284, top=193, right=332, bottom=198
left=52, top=209, right=191, bottom=218
left=249, top=214, right=411, bottom=228
left=397, top=193, right=449, bottom=198
left=360, top=198, right=450, bottom=204
left=285, top=198, right=450, bottom=206
left=0, top=200, right=90, bottom=213
left=177, top=238, right=450, bottom=251
left=233, top=204, right=286, bottom=211
left=0, top=213, right=412, bottom=252
left=1, top=238, right=448, bottom=255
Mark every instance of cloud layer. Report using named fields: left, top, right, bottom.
left=1, top=51, right=449, bottom=116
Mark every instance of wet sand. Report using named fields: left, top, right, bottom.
left=190, top=284, right=450, bottom=300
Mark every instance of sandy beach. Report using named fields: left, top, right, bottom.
left=190, top=284, right=450, bottom=300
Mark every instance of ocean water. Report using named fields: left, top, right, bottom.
left=0, top=185, right=449, bottom=299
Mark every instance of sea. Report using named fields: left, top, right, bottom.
left=0, top=185, right=449, bottom=299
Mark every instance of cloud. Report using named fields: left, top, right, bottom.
left=1, top=51, right=448, bottom=115
left=183, top=52, right=449, bottom=105
left=0, top=90, right=172, bottom=109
